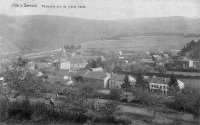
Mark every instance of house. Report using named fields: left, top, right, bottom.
left=146, top=76, right=184, bottom=95
left=146, top=77, right=169, bottom=94
left=56, top=70, right=75, bottom=85
left=163, top=54, right=169, bottom=61
left=57, top=70, right=73, bottom=80
left=107, top=74, right=136, bottom=89
left=139, top=58, right=155, bottom=67
left=73, top=70, right=89, bottom=83
left=118, top=51, right=123, bottom=56
left=169, top=50, right=181, bottom=57
left=118, top=56, right=124, bottom=59
left=39, top=67, right=59, bottom=83
left=82, top=71, right=111, bottom=89
left=59, top=56, right=88, bottom=70
left=31, top=70, right=44, bottom=77
left=90, top=67, right=104, bottom=72
left=35, top=62, right=50, bottom=70
left=174, top=58, right=195, bottom=69
left=60, top=58, right=70, bottom=70
left=99, top=56, right=106, bottom=61
left=25, top=62, right=36, bottom=70
left=152, top=55, right=162, bottom=61
left=108, top=74, right=125, bottom=89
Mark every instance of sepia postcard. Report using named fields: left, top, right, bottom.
left=0, top=0, right=200, bottom=125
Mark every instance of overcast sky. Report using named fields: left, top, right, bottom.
left=0, top=0, right=199, bottom=20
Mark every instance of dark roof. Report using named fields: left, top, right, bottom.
left=84, top=71, right=109, bottom=80
left=146, top=77, right=170, bottom=84
left=166, top=71, right=200, bottom=77
left=67, top=72, right=76, bottom=77
left=39, top=67, right=57, bottom=75
left=109, top=74, right=125, bottom=81
left=56, top=69, right=70, bottom=76
left=74, top=70, right=89, bottom=77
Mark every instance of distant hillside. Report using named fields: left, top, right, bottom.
left=179, top=39, right=200, bottom=59
left=0, top=15, right=200, bottom=53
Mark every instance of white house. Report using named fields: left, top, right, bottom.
left=90, top=67, right=104, bottom=72
left=118, top=51, right=123, bottom=56
left=60, top=59, right=70, bottom=70
left=60, top=56, right=87, bottom=70
left=146, top=76, right=184, bottom=95
left=108, top=74, right=136, bottom=89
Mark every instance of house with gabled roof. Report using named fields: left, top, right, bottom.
left=146, top=76, right=184, bottom=95
left=25, top=61, right=36, bottom=70
left=73, top=70, right=111, bottom=89
left=174, top=57, right=196, bottom=69
left=83, top=71, right=111, bottom=89
left=73, top=70, right=89, bottom=83
left=59, top=56, right=87, bottom=70
left=107, top=74, right=136, bottom=89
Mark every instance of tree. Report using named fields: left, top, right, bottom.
left=172, top=86, right=200, bottom=117
left=157, top=66, right=166, bottom=74
left=85, top=59, right=98, bottom=69
left=121, top=75, right=131, bottom=91
left=61, top=86, right=97, bottom=117
left=89, top=100, right=120, bottom=120
left=135, top=73, right=147, bottom=89
left=79, top=85, right=97, bottom=98
left=132, top=87, right=149, bottom=104
left=130, top=63, right=145, bottom=73
left=0, top=80, right=12, bottom=119
left=168, top=73, right=179, bottom=93
left=145, top=93, right=165, bottom=118
left=3, top=57, right=43, bottom=104
left=168, top=73, right=178, bottom=87
left=109, top=89, right=122, bottom=101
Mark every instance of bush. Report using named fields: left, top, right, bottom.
left=165, top=86, right=200, bottom=118
left=7, top=100, right=32, bottom=120
left=109, top=89, right=122, bottom=100
left=6, top=101, right=88, bottom=123
left=0, top=97, right=8, bottom=120
left=93, top=93, right=110, bottom=99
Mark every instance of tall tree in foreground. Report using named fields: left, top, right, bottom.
left=3, top=57, right=43, bottom=104
left=168, top=73, right=180, bottom=94
left=121, top=75, right=131, bottom=91
left=172, top=86, right=200, bottom=117
left=135, top=73, right=147, bottom=89
left=145, top=93, right=165, bottom=118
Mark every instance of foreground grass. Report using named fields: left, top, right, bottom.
left=117, top=102, right=200, bottom=125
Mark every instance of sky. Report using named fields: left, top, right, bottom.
left=0, top=0, right=199, bottom=20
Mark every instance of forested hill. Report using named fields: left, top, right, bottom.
left=1, top=15, right=200, bottom=53
left=180, top=39, right=200, bottom=59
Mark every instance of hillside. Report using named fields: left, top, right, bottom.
left=179, top=39, right=200, bottom=59
left=0, top=15, right=200, bottom=53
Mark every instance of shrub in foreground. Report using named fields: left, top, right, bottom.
left=4, top=100, right=131, bottom=124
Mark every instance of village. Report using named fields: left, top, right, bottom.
left=13, top=43, right=199, bottom=98
left=0, top=41, right=200, bottom=125
left=1, top=0, right=200, bottom=124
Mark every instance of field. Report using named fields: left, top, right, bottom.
left=81, top=35, right=200, bottom=52
left=180, top=79, right=200, bottom=89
